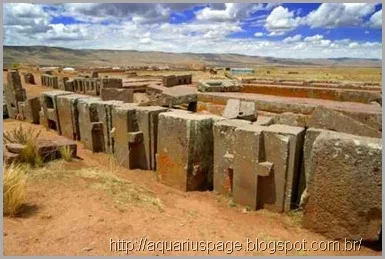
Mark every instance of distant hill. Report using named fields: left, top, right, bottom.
left=3, top=45, right=382, bottom=68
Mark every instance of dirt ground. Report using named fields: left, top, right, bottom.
left=2, top=120, right=381, bottom=256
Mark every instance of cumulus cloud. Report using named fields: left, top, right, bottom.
left=254, top=32, right=265, bottom=37
left=265, top=6, right=302, bottom=35
left=283, top=34, right=302, bottom=43
left=368, top=9, right=382, bottom=28
left=305, top=3, right=377, bottom=28
left=195, top=3, right=273, bottom=22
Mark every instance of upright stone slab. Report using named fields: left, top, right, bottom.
left=77, top=97, right=105, bottom=152
left=157, top=111, right=218, bottom=191
left=4, top=70, right=26, bottom=118
left=40, top=91, right=72, bottom=134
left=303, top=132, right=382, bottom=241
left=111, top=104, right=143, bottom=169
left=57, top=94, right=91, bottom=140
left=260, top=124, right=305, bottom=212
left=23, top=97, right=41, bottom=124
left=94, top=100, right=124, bottom=154
left=233, top=124, right=265, bottom=209
left=135, top=106, right=168, bottom=170
left=213, top=119, right=252, bottom=195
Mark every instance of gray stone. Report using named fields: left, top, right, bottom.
left=303, top=132, right=382, bottom=241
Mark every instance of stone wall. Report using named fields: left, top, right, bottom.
left=41, top=74, right=59, bottom=88
left=162, top=74, right=192, bottom=87
left=33, top=89, right=384, bottom=242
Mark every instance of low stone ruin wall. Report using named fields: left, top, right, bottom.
left=41, top=74, right=59, bottom=88
left=4, top=70, right=27, bottom=118
left=162, top=74, right=192, bottom=87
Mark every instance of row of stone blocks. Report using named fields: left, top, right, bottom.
left=39, top=90, right=381, bottom=241
left=41, top=74, right=59, bottom=88
left=65, top=77, right=101, bottom=96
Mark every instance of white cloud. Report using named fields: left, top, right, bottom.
left=283, top=34, right=302, bottom=43
left=265, top=6, right=302, bottom=35
left=3, top=3, right=382, bottom=59
left=305, top=3, right=377, bottom=28
left=195, top=3, right=272, bottom=22
left=254, top=32, right=264, bottom=37
left=368, top=9, right=382, bottom=28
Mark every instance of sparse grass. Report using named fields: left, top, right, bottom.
left=76, top=168, right=163, bottom=211
left=59, top=146, right=73, bottom=162
left=26, top=161, right=163, bottom=211
left=285, top=209, right=304, bottom=228
left=3, top=124, right=41, bottom=145
left=3, top=164, right=28, bottom=217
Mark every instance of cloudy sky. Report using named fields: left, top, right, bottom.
left=3, top=3, right=383, bottom=59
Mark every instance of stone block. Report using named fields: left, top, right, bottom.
left=222, top=99, right=256, bottom=121
left=101, top=88, right=134, bottom=103
left=40, top=91, right=72, bottom=134
left=52, top=136, right=77, bottom=158
left=213, top=119, right=251, bottom=195
left=4, top=150, right=22, bottom=164
left=233, top=124, right=265, bottom=209
left=303, top=132, right=382, bottom=241
left=308, top=106, right=381, bottom=138
left=23, top=97, right=41, bottom=124
left=198, top=79, right=241, bottom=92
left=95, top=100, right=124, bottom=154
left=111, top=104, right=141, bottom=168
left=5, top=143, right=25, bottom=154
left=4, top=70, right=25, bottom=118
left=77, top=97, right=105, bottom=152
left=253, top=116, right=274, bottom=126
left=157, top=111, right=219, bottom=191
left=57, top=94, right=91, bottom=140
left=260, top=124, right=305, bottom=212
left=134, top=106, right=168, bottom=170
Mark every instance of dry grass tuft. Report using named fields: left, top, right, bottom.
left=3, top=124, right=41, bottom=145
left=59, top=146, right=73, bottom=162
left=3, top=164, right=28, bottom=217
left=20, top=139, right=43, bottom=167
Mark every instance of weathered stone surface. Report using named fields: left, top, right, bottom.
left=40, top=91, right=72, bottom=134
left=307, top=106, right=381, bottom=138
left=134, top=106, right=169, bottom=170
left=111, top=104, right=141, bottom=168
left=4, top=70, right=25, bottom=118
left=23, top=97, right=41, bottom=124
left=163, top=74, right=192, bottom=87
left=296, top=128, right=326, bottom=208
left=222, top=99, right=256, bottom=121
left=253, top=115, right=274, bottom=126
left=157, top=111, right=220, bottom=191
left=274, top=112, right=308, bottom=127
left=95, top=100, right=124, bottom=154
left=101, top=78, right=123, bottom=89
left=36, top=139, right=58, bottom=161
left=23, top=72, right=35, bottom=84
left=77, top=97, right=105, bottom=152
left=52, top=136, right=77, bottom=158
left=303, top=132, right=382, bottom=241
left=4, top=150, right=22, bottom=164
left=198, top=79, right=241, bottom=92
left=101, top=88, right=134, bottom=103
left=213, top=119, right=251, bottom=195
left=261, top=124, right=305, bottom=212
left=57, top=94, right=91, bottom=140
left=233, top=124, right=265, bottom=209
left=5, top=143, right=25, bottom=154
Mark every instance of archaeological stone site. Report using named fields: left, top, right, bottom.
left=3, top=65, right=382, bottom=249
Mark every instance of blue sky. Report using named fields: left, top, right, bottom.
left=3, top=3, right=383, bottom=59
